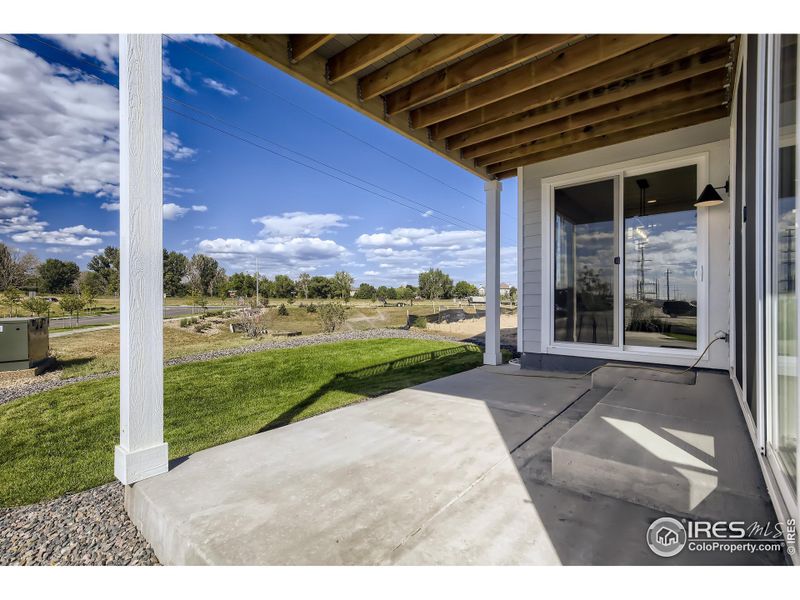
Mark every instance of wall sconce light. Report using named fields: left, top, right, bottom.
left=695, top=180, right=730, bottom=208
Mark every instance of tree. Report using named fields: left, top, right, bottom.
left=38, top=259, right=80, bottom=293
left=395, top=285, right=415, bottom=306
left=354, top=283, right=377, bottom=300
left=317, top=301, right=347, bottom=333
left=453, top=280, right=479, bottom=299
left=79, top=272, right=103, bottom=313
left=0, top=243, right=39, bottom=291
left=1, top=287, right=22, bottom=317
left=332, top=271, right=354, bottom=301
left=418, top=268, right=452, bottom=302
left=87, top=246, right=120, bottom=294
left=509, top=286, right=518, bottom=302
left=163, top=250, right=189, bottom=296
left=59, top=293, right=86, bottom=325
left=272, top=274, right=296, bottom=299
left=308, top=276, right=333, bottom=299
left=375, top=285, right=396, bottom=301
left=297, top=272, right=311, bottom=300
left=227, top=272, right=257, bottom=298
left=21, top=296, right=51, bottom=317
left=188, top=254, right=220, bottom=296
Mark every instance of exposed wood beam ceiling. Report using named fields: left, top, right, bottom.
left=220, top=34, right=738, bottom=180
left=289, top=34, right=335, bottom=63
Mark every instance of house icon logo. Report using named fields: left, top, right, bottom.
left=647, top=517, right=687, bottom=557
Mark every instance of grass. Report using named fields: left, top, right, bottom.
left=0, top=338, right=484, bottom=508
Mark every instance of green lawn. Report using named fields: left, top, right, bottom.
left=0, top=338, right=484, bottom=508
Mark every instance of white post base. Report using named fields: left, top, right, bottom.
left=114, top=443, right=169, bottom=485
left=483, top=351, right=503, bottom=366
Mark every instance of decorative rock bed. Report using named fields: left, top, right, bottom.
left=0, top=483, right=158, bottom=566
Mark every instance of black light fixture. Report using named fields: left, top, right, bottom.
left=695, top=180, right=730, bottom=208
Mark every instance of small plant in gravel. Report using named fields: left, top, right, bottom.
left=305, top=303, right=317, bottom=313
left=317, top=301, right=346, bottom=333
left=412, top=316, right=428, bottom=329
left=277, top=303, right=289, bottom=316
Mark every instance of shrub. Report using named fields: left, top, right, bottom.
left=277, top=303, right=289, bottom=316
left=234, top=307, right=267, bottom=337
left=317, top=301, right=346, bottom=333
left=306, top=303, right=317, bottom=313
left=180, top=318, right=190, bottom=328
left=412, top=316, right=428, bottom=329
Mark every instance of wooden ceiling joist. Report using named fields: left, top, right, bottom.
left=222, top=33, right=737, bottom=182
left=289, top=34, right=334, bottom=63
left=358, top=34, right=501, bottom=100
left=410, top=34, right=666, bottom=129
left=429, top=34, right=732, bottom=141
left=486, top=105, right=728, bottom=175
left=326, top=34, right=420, bottom=83
left=383, top=34, right=582, bottom=115
left=450, top=50, right=731, bottom=152
left=462, top=70, right=727, bottom=160
left=477, top=90, right=725, bottom=168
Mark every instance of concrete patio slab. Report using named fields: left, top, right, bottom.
left=551, top=373, right=774, bottom=522
left=125, top=366, right=785, bottom=565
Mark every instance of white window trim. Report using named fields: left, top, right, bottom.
left=539, top=149, right=712, bottom=367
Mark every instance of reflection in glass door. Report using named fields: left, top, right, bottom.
left=623, top=165, right=698, bottom=349
left=769, top=34, right=797, bottom=499
left=553, top=179, right=616, bottom=344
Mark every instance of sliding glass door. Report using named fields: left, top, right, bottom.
left=767, top=34, right=798, bottom=505
left=623, top=165, right=699, bottom=349
left=551, top=162, right=703, bottom=355
left=553, top=179, right=616, bottom=345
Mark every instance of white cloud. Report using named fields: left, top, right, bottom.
left=12, top=223, right=112, bottom=246
left=421, top=210, right=434, bottom=218
left=162, top=202, right=208, bottom=220
left=163, top=203, right=190, bottom=220
left=100, top=202, right=120, bottom=211
left=163, top=130, right=197, bottom=161
left=41, top=34, right=118, bottom=73
left=165, top=35, right=225, bottom=48
left=0, top=39, right=119, bottom=197
left=202, top=77, right=238, bottom=96
left=252, top=212, right=349, bottom=238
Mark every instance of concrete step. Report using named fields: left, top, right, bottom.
left=551, top=375, right=774, bottom=522
left=591, top=364, right=695, bottom=390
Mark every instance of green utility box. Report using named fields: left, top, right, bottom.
left=0, top=317, right=49, bottom=372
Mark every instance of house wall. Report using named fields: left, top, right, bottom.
left=519, top=118, right=732, bottom=370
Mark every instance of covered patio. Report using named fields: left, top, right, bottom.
left=113, top=33, right=792, bottom=564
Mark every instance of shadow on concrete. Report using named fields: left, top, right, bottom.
left=258, top=344, right=482, bottom=433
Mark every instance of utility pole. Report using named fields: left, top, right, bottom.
left=665, top=268, right=671, bottom=301
left=255, top=255, right=259, bottom=307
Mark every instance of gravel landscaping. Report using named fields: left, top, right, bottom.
left=0, top=328, right=475, bottom=406
left=0, top=482, right=158, bottom=566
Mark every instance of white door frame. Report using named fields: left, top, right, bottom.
left=540, top=150, right=711, bottom=367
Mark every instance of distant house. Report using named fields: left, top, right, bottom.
left=477, top=285, right=486, bottom=297
left=500, top=283, right=511, bottom=297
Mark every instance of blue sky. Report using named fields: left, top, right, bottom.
left=0, top=34, right=517, bottom=288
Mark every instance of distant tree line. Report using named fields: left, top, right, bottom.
left=1, top=242, right=499, bottom=311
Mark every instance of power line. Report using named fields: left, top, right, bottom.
left=166, top=106, right=486, bottom=233
left=163, top=95, right=485, bottom=231
left=3, top=34, right=518, bottom=244
left=161, top=34, right=509, bottom=210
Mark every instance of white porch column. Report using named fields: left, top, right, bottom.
left=114, top=34, right=168, bottom=485
left=484, top=179, right=502, bottom=365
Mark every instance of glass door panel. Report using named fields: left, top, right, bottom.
left=623, top=165, right=698, bottom=349
left=553, top=179, right=616, bottom=344
left=770, top=34, right=797, bottom=496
